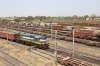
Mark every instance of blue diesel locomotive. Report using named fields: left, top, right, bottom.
left=16, top=33, right=49, bottom=49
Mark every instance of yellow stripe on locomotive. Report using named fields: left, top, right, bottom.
left=20, top=38, right=31, bottom=42
left=31, top=40, right=45, bottom=45
left=30, top=40, right=44, bottom=45
left=34, top=41, right=41, bottom=44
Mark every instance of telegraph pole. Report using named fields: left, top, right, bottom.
left=54, top=30, right=57, bottom=66
left=50, top=20, right=53, bottom=41
left=6, top=22, right=9, bottom=43
left=72, top=27, right=74, bottom=58
left=6, top=22, right=9, bottom=54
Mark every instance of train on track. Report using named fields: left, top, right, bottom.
left=1, top=22, right=100, bottom=47
left=0, top=30, right=49, bottom=49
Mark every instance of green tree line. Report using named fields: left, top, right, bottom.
left=0, top=14, right=100, bottom=22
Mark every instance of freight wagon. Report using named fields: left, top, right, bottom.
left=0, top=31, right=16, bottom=41
left=52, top=25, right=63, bottom=30
left=73, top=31, right=92, bottom=39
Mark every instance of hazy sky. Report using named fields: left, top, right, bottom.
left=0, top=0, right=100, bottom=17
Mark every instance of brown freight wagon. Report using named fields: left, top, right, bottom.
left=0, top=31, right=16, bottom=41
left=80, top=29, right=100, bottom=39
left=79, top=29, right=93, bottom=33
left=52, top=25, right=63, bottom=30
left=73, top=31, right=91, bottom=39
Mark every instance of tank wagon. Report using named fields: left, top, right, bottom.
left=0, top=30, right=49, bottom=49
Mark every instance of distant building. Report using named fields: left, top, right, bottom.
left=86, top=18, right=94, bottom=20
left=94, top=18, right=100, bottom=20
left=86, top=18, right=90, bottom=20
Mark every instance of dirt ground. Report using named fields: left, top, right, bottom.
left=0, top=59, right=5, bottom=66
left=0, top=39, right=62, bottom=66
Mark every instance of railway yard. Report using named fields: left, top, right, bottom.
left=0, top=22, right=100, bottom=66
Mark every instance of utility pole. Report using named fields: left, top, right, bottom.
left=54, top=30, right=57, bottom=66
left=6, top=22, right=9, bottom=43
left=6, top=22, right=9, bottom=54
left=18, top=21, right=19, bottom=29
left=38, top=20, right=42, bottom=35
left=72, top=27, right=74, bottom=58
left=50, top=20, right=53, bottom=41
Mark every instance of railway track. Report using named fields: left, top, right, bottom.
left=50, top=44, right=100, bottom=65
left=1, top=36, right=99, bottom=65
left=27, top=43, right=100, bottom=65
left=0, top=51, right=28, bottom=66
left=51, top=44, right=100, bottom=65
left=0, top=26, right=100, bottom=65
left=27, top=46, right=55, bottom=60
left=10, top=41, right=29, bottom=50
left=11, top=27, right=100, bottom=42
left=0, top=56, right=16, bottom=66
left=1, top=25, right=100, bottom=43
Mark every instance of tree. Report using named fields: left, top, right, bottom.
left=46, top=16, right=51, bottom=20
left=73, top=15, right=78, bottom=20
left=25, top=16, right=34, bottom=22
left=2, top=19, right=6, bottom=22
left=65, top=16, right=73, bottom=20
left=84, top=15, right=89, bottom=20
left=14, top=17, right=21, bottom=22
left=34, top=16, right=46, bottom=21
left=89, top=14, right=96, bottom=20
left=35, top=16, right=39, bottom=20
left=99, top=16, right=100, bottom=18
left=78, top=16, right=84, bottom=20
left=2, top=19, right=10, bottom=22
